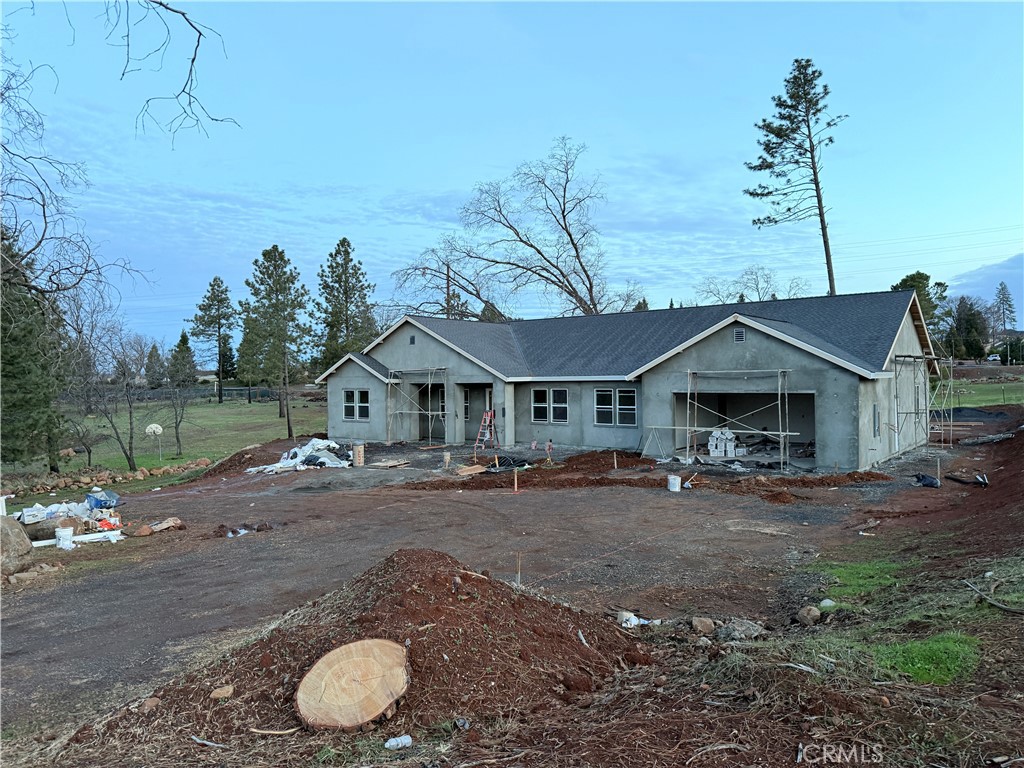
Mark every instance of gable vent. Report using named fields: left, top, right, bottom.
left=410, top=334, right=416, bottom=345
left=733, top=328, right=746, bottom=343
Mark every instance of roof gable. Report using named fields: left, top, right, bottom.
left=314, top=352, right=392, bottom=385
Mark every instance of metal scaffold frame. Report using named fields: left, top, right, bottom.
left=643, top=369, right=798, bottom=469
left=893, top=353, right=944, bottom=452
left=926, top=355, right=955, bottom=447
left=386, top=367, right=449, bottom=445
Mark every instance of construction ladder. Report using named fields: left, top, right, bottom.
left=474, top=410, right=500, bottom=450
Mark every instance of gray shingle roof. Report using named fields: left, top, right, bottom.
left=351, top=352, right=391, bottom=379
left=402, top=291, right=917, bottom=379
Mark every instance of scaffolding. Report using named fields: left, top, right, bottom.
left=643, top=369, right=798, bottom=469
left=926, top=355, right=956, bottom=447
left=386, top=367, right=449, bottom=445
left=893, top=353, right=945, bottom=452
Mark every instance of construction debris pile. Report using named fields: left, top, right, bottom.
left=60, top=549, right=652, bottom=765
left=244, top=438, right=351, bottom=475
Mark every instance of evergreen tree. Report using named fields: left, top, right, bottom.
left=219, top=336, right=237, bottom=380
left=312, top=238, right=378, bottom=370
left=145, top=343, right=166, bottom=389
left=238, top=245, right=311, bottom=438
left=668, top=298, right=674, bottom=309
left=993, top=281, right=1017, bottom=333
left=0, top=258, right=64, bottom=468
left=167, top=330, right=198, bottom=387
left=236, top=315, right=268, bottom=404
left=891, top=271, right=948, bottom=333
left=745, top=59, right=846, bottom=295
left=632, top=297, right=649, bottom=311
left=191, top=276, right=237, bottom=403
left=943, top=297, right=989, bottom=360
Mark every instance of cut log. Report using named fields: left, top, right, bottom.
left=295, top=638, right=409, bottom=730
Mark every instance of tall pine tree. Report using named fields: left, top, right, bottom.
left=745, top=59, right=846, bottom=295
left=238, top=245, right=310, bottom=438
left=312, top=238, right=378, bottom=371
left=168, top=330, right=198, bottom=387
left=993, top=281, right=1017, bottom=334
left=191, top=276, right=237, bottom=403
left=1, top=255, right=64, bottom=469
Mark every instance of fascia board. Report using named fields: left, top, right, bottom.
left=627, top=313, right=883, bottom=381
left=314, top=354, right=391, bottom=385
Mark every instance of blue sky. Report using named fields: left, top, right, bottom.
left=4, top=1, right=1022, bottom=349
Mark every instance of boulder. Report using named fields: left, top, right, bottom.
left=25, top=517, right=84, bottom=542
left=1, top=516, right=33, bottom=576
left=796, top=606, right=821, bottom=626
left=133, top=525, right=154, bottom=537
left=691, top=617, right=716, bottom=636
left=713, top=618, right=765, bottom=642
left=196, top=458, right=212, bottom=468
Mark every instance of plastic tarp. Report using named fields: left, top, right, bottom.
left=245, top=438, right=351, bottom=474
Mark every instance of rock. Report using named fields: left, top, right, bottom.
left=149, top=468, right=163, bottom=477
left=139, top=697, right=161, bottom=714
left=139, top=467, right=150, bottom=478
left=797, top=606, right=821, bottom=627
left=11, top=570, right=39, bottom=582
left=77, top=476, right=92, bottom=485
left=1, top=516, right=34, bottom=576
left=879, top=695, right=891, bottom=708
left=133, top=525, right=154, bottom=537
left=210, top=684, right=234, bottom=700
left=25, top=518, right=84, bottom=541
left=196, top=458, right=212, bottom=468
left=695, top=636, right=712, bottom=647
left=713, top=619, right=764, bottom=642
left=819, top=598, right=837, bottom=609
left=691, top=617, right=716, bottom=636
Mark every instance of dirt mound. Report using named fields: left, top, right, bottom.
left=200, top=436, right=325, bottom=479
left=60, top=549, right=650, bottom=766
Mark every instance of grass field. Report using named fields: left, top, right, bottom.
left=5, top=397, right=328, bottom=478
left=937, top=379, right=1024, bottom=408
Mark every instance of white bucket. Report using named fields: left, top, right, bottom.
left=55, top=526, right=76, bottom=550
left=667, top=475, right=682, bottom=492
left=353, top=443, right=365, bottom=467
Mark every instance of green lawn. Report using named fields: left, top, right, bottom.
left=934, top=379, right=1024, bottom=408
left=6, top=397, right=328, bottom=478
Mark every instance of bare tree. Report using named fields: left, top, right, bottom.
left=697, top=265, right=809, bottom=304
left=396, top=137, right=640, bottom=318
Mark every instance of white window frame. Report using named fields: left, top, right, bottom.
left=617, top=388, right=637, bottom=426
left=594, top=388, right=614, bottom=425
left=551, top=388, right=568, bottom=424
left=463, top=389, right=470, bottom=421
left=531, top=388, right=549, bottom=423
left=343, top=389, right=370, bottom=421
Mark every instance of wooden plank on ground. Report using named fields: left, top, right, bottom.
left=365, top=460, right=410, bottom=469
left=418, top=444, right=449, bottom=451
left=456, top=464, right=487, bottom=476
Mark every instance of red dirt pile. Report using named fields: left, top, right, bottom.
left=60, top=549, right=651, bottom=766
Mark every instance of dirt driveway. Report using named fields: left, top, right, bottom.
left=4, top=462, right=863, bottom=732
left=2, top=413, right=1020, bottom=747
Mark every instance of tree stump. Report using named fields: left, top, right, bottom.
left=295, top=639, right=409, bottom=730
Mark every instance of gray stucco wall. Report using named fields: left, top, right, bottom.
left=855, top=313, right=930, bottom=468
left=325, top=322, right=510, bottom=445
left=639, top=322, right=863, bottom=471
left=513, top=381, right=642, bottom=450
left=324, top=363, right=388, bottom=443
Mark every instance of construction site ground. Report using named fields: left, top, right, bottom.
left=1, top=405, right=1022, bottom=767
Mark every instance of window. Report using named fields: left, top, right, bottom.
left=595, top=388, right=638, bottom=427
left=551, top=388, right=568, bottom=423
left=343, top=389, right=370, bottom=421
left=532, top=389, right=548, bottom=422
left=463, top=389, right=470, bottom=421
left=733, top=328, right=746, bottom=343
left=872, top=403, right=880, bottom=438
left=409, top=334, right=416, bottom=345
left=595, top=389, right=614, bottom=424
left=617, top=389, right=637, bottom=425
